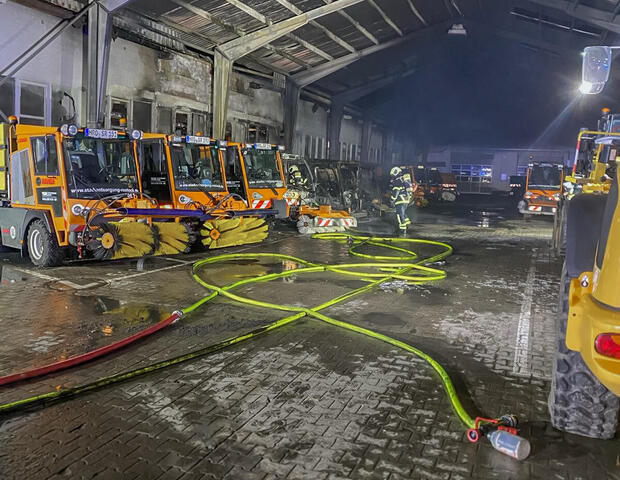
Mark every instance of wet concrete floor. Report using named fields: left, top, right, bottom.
left=0, top=199, right=617, bottom=479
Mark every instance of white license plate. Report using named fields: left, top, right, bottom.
left=85, top=128, right=118, bottom=139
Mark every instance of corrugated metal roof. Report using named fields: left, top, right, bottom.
left=125, top=0, right=428, bottom=76
left=35, top=0, right=618, bottom=94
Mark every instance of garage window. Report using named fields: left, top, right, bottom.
left=110, top=99, right=129, bottom=129
left=192, top=112, right=207, bottom=135
left=0, top=76, right=15, bottom=121
left=17, top=80, right=49, bottom=125
left=133, top=100, right=152, bottom=131
left=157, top=106, right=172, bottom=133
left=451, top=164, right=493, bottom=193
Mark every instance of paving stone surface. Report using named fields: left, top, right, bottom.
left=0, top=216, right=618, bottom=479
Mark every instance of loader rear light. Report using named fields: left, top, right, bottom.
left=594, top=334, right=620, bottom=359
left=524, top=191, right=535, bottom=199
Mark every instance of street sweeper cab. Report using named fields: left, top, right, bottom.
left=225, top=141, right=288, bottom=218
left=281, top=155, right=357, bottom=234
left=0, top=119, right=201, bottom=266
left=338, top=162, right=360, bottom=212
left=281, top=154, right=313, bottom=213
left=136, top=133, right=271, bottom=249
left=518, top=163, right=563, bottom=217
left=440, top=172, right=459, bottom=202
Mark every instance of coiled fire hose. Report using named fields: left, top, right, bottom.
left=0, top=233, right=529, bottom=459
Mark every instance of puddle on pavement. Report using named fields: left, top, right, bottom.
left=197, top=257, right=304, bottom=286
left=0, top=265, right=28, bottom=286
left=1, top=288, right=172, bottom=362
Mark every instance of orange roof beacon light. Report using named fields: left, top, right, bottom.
left=7, top=115, right=18, bottom=126
left=602, top=107, right=611, bottom=115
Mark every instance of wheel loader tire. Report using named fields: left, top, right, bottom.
left=548, top=264, right=619, bottom=439
left=26, top=220, right=65, bottom=267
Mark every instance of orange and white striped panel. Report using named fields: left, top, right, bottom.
left=528, top=205, right=542, bottom=212
left=315, top=218, right=334, bottom=227
left=251, top=200, right=272, bottom=209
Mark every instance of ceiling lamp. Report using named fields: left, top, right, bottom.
left=448, top=24, right=467, bottom=36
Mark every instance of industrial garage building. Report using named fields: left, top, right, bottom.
left=1, top=0, right=620, bottom=478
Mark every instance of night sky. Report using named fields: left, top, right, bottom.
left=358, top=33, right=619, bottom=150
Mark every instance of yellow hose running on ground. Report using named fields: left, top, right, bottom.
left=0, top=233, right=476, bottom=430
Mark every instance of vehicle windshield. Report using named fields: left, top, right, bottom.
left=287, top=162, right=312, bottom=189
left=315, top=167, right=340, bottom=196
left=528, top=165, right=562, bottom=188
left=413, top=168, right=427, bottom=183
left=428, top=170, right=442, bottom=185
left=170, top=144, right=224, bottom=191
left=242, top=148, right=283, bottom=188
left=340, top=167, right=357, bottom=190
left=63, top=137, right=139, bottom=199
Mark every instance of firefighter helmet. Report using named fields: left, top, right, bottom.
left=390, top=166, right=402, bottom=177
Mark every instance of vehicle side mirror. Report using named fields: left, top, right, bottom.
left=581, top=46, right=612, bottom=94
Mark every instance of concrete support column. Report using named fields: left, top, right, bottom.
left=282, top=79, right=300, bottom=152
left=327, top=101, right=344, bottom=160
left=212, top=49, right=233, bottom=140
left=361, top=117, right=372, bottom=164
left=86, top=4, right=112, bottom=128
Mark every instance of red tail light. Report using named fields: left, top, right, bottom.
left=595, top=334, right=620, bottom=359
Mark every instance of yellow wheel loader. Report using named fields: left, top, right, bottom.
left=553, top=123, right=620, bottom=254
left=548, top=46, right=620, bottom=439
left=136, top=133, right=276, bottom=249
left=0, top=119, right=202, bottom=266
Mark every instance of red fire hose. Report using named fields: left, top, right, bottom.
left=0, top=311, right=181, bottom=387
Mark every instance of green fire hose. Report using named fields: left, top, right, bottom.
left=0, top=233, right=476, bottom=430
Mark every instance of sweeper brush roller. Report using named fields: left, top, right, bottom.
left=87, top=222, right=156, bottom=260
left=153, top=222, right=193, bottom=256
left=201, top=217, right=269, bottom=249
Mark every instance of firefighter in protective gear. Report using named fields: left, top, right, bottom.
left=288, top=164, right=309, bottom=189
left=390, top=167, right=415, bottom=234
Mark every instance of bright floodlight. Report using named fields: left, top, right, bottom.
left=579, top=81, right=594, bottom=94
left=581, top=46, right=612, bottom=95
left=579, top=80, right=605, bottom=95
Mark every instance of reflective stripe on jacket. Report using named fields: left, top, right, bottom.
left=391, top=176, right=412, bottom=206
